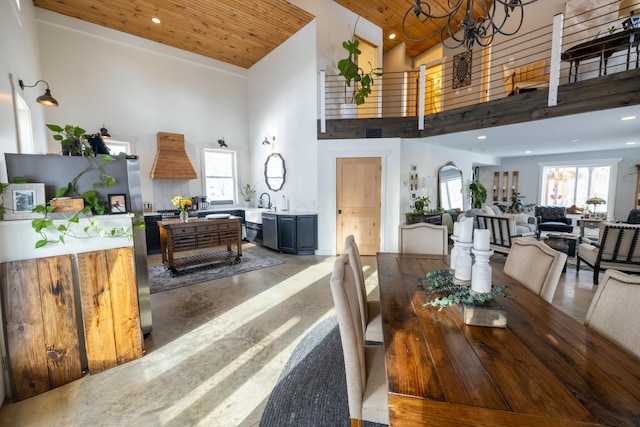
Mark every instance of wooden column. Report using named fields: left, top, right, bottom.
left=77, top=247, right=143, bottom=373
left=1, top=255, right=82, bottom=401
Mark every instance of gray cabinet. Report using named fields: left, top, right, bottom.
left=262, top=213, right=317, bottom=255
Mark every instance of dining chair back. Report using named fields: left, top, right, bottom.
left=345, top=235, right=382, bottom=343
left=330, top=254, right=389, bottom=426
left=398, top=222, right=448, bottom=255
left=584, top=269, right=640, bottom=359
left=504, top=237, right=567, bottom=303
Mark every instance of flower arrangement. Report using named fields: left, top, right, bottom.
left=172, top=196, right=192, bottom=212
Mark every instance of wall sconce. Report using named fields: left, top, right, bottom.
left=18, top=79, right=59, bottom=106
left=100, top=125, right=111, bottom=138
left=262, top=134, right=275, bottom=145
left=218, top=138, right=228, bottom=148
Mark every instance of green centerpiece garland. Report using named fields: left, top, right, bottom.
left=418, top=269, right=507, bottom=311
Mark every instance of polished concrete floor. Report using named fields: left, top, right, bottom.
left=0, top=243, right=600, bottom=426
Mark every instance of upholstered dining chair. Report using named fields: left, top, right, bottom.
left=584, top=269, right=640, bottom=359
left=330, top=253, right=389, bottom=426
left=345, top=235, right=383, bottom=344
left=503, top=237, right=567, bottom=303
left=399, top=222, right=449, bottom=255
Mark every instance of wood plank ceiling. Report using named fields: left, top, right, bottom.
left=32, top=0, right=315, bottom=69
left=334, top=0, right=493, bottom=58
left=32, top=0, right=489, bottom=68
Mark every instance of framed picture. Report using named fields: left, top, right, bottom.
left=108, top=194, right=127, bottom=214
left=2, top=183, right=45, bottom=220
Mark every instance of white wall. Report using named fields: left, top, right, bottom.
left=481, top=148, right=640, bottom=220
left=0, top=0, right=48, bottom=181
left=400, top=139, right=500, bottom=215
left=35, top=9, right=249, bottom=209
left=247, top=22, right=318, bottom=213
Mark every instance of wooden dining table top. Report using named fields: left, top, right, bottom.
left=376, top=252, right=640, bottom=427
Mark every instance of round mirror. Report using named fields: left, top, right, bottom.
left=438, top=162, right=463, bottom=211
left=265, top=153, right=286, bottom=191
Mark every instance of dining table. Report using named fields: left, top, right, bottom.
left=376, top=252, right=640, bottom=426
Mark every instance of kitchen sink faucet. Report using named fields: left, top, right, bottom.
left=259, top=192, right=271, bottom=209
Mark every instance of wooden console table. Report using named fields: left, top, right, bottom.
left=159, top=217, right=242, bottom=274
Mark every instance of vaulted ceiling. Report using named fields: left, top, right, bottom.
left=32, top=0, right=315, bottom=69
left=32, top=0, right=489, bottom=68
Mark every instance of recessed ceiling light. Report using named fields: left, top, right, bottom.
left=477, top=135, right=486, bottom=140
left=621, top=115, right=636, bottom=121
left=388, top=33, right=396, bottom=40
left=524, top=150, right=532, bottom=154
left=626, top=141, right=637, bottom=145
left=152, top=17, right=161, bottom=24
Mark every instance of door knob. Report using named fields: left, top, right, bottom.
left=338, top=209, right=342, bottom=214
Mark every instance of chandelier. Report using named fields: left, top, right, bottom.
left=402, top=0, right=538, bottom=51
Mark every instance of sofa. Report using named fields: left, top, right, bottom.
left=460, top=206, right=537, bottom=236
left=535, top=206, right=573, bottom=233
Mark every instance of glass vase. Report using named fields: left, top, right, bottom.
left=179, top=210, right=189, bottom=223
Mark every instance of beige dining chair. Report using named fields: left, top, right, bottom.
left=584, top=269, right=640, bottom=359
left=503, top=237, right=567, bottom=303
left=398, top=222, right=449, bottom=255
left=330, top=253, right=389, bottom=426
left=345, top=235, right=383, bottom=344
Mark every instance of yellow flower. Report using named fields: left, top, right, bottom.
left=172, top=196, right=191, bottom=211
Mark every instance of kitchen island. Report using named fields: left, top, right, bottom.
left=159, top=216, right=242, bottom=274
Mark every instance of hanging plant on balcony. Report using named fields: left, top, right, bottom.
left=337, top=17, right=383, bottom=111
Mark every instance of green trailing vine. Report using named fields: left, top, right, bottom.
left=0, top=123, right=145, bottom=248
left=417, top=269, right=508, bottom=311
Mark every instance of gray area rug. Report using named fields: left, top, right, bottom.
left=148, top=249, right=283, bottom=294
left=260, top=316, right=386, bottom=427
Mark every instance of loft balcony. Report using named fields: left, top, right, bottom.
left=318, top=7, right=640, bottom=140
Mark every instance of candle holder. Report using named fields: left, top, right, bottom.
left=471, top=248, right=494, bottom=294
left=454, top=241, right=473, bottom=283
left=449, top=235, right=459, bottom=272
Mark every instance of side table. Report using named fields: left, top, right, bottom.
left=544, top=233, right=579, bottom=272
left=578, top=219, right=603, bottom=241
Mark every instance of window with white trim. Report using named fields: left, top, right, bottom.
left=203, top=149, right=236, bottom=205
left=538, top=159, right=621, bottom=211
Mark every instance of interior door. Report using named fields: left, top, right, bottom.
left=336, top=157, right=381, bottom=255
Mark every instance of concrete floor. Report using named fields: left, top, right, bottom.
left=0, top=243, right=600, bottom=426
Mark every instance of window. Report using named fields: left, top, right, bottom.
left=203, top=148, right=236, bottom=205
left=538, top=159, right=621, bottom=210
left=105, top=140, right=131, bottom=155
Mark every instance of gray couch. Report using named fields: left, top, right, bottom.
left=460, top=206, right=537, bottom=236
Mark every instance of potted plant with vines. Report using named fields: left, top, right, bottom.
left=0, top=124, right=144, bottom=248
left=337, top=18, right=383, bottom=118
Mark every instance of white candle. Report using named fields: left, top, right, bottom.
left=453, top=222, right=459, bottom=237
left=458, top=217, right=473, bottom=243
left=474, top=229, right=490, bottom=251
